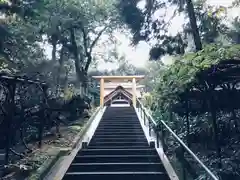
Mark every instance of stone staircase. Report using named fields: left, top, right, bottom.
left=63, top=107, right=170, bottom=180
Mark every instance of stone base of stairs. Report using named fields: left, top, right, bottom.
left=62, top=107, right=171, bottom=180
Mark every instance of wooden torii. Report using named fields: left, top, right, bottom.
left=92, top=75, right=144, bottom=107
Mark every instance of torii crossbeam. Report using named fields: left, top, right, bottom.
left=92, top=75, right=145, bottom=107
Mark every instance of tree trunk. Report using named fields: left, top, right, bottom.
left=55, top=46, right=64, bottom=95
left=69, top=28, right=86, bottom=82
left=185, top=100, right=190, bottom=147
left=51, top=40, right=57, bottom=61
left=84, top=54, right=92, bottom=72
left=209, top=97, right=222, bottom=168
left=185, top=0, right=202, bottom=51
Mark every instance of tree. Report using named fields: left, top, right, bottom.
left=0, top=0, right=122, bottom=99
left=89, top=50, right=147, bottom=77
left=117, top=0, right=202, bottom=59
left=117, top=0, right=234, bottom=60
left=141, top=60, right=165, bottom=92
left=227, top=17, right=240, bottom=44
left=184, top=0, right=228, bottom=44
left=145, top=44, right=240, bottom=177
left=36, top=0, right=121, bottom=84
left=0, top=0, right=39, bottom=16
left=184, top=0, right=202, bottom=50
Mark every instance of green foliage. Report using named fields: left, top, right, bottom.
left=0, top=0, right=121, bottom=97
left=2, top=18, right=45, bottom=67
left=154, top=44, right=240, bottom=112
left=142, top=92, right=152, bottom=105
left=143, top=44, right=240, bottom=178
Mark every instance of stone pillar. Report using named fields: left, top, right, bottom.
left=132, top=78, right=136, bottom=107
left=100, top=78, right=104, bottom=107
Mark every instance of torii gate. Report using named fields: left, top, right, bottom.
left=92, top=75, right=145, bottom=107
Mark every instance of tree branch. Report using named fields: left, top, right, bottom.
left=80, top=24, right=89, bottom=58
left=89, top=26, right=108, bottom=54
left=83, top=26, right=108, bottom=72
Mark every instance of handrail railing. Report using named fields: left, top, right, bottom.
left=136, top=99, right=219, bottom=180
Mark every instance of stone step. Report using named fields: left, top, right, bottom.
left=67, top=162, right=164, bottom=172
left=78, top=148, right=157, bottom=156
left=62, top=107, right=170, bottom=180
left=93, top=131, right=145, bottom=136
left=90, top=137, right=148, bottom=143
left=88, top=141, right=148, bottom=147
left=97, top=124, right=142, bottom=128
left=72, top=155, right=161, bottom=163
left=63, top=172, right=169, bottom=180
left=90, top=134, right=146, bottom=139
left=87, top=146, right=150, bottom=149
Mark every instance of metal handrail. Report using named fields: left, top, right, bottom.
left=136, top=99, right=219, bottom=180
left=137, top=100, right=157, bottom=126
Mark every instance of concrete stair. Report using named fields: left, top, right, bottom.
left=63, top=107, right=170, bottom=180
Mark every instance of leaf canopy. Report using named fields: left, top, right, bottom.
left=154, top=44, right=240, bottom=112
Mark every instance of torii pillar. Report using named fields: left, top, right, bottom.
left=92, top=75, right=144, bottom=107
left=132, top=77, right=136, bottom=107
left=100, top=78, right=104, bottom=106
